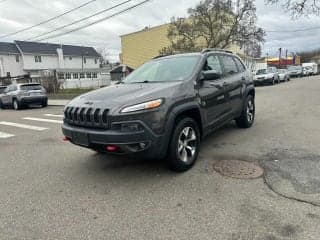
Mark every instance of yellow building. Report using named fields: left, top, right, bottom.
left=120, top=23, right=244, bottom=69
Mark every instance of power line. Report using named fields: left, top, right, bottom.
left=35, top=0, right=152, bottom=42
left=0, top=0, right=96, bottom=39
left=266, top=26, right=320, bottom=33
left=28, top=0, right=133, bottom=41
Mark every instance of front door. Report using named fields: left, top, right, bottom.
left=197, top=54, right=229, bottom=128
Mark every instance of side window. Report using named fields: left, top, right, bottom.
left=203, top=55, right=222, bottom=74
left=234, top=57, right=246, bottom=72
left=220, top=55, right=239, bottom=75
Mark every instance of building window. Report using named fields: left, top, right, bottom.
left=66, top=73, right=71, bottom=79
left=86, top=72, right=91, bottom=78
left=69, top=56, right=72, bottom=60
left=15, top=55, right=19, bottom=62
left=35, top=56, right=42, bottom=63
left=72, top=73, right=78, bottom=79
left=93, top=73, right=97, bottom=78
left=83, top=57, right=86, bottom=64
left=58, top=73, right=64, bottom=79
left=80, top=73, right=85, bottom=79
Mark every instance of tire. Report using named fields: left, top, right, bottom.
left=12, top=99, right=21, bottom=110
left=167, top=117, right=200, bottom=172
left=42, top=99, right=48, bottom=108
left=271, top=78, right=275, bottom=85
left=0, top=100, right=4, bottom=109
left=235, top=95, right=255, bottom=128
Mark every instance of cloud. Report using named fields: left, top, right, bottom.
left=0, top=0, right=320, bottom=61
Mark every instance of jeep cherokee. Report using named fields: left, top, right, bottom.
left=62, top=49, right=255, bottom=172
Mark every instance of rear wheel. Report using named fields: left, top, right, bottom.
left=235, top=95, right=255, bottom=128
left=13, top=99, right=21, bottom=110
left=0, top=100, right=4, bottom=109
left=168, top=117, right=200, bottom=172
left=42, top=99, right=48, bottom=108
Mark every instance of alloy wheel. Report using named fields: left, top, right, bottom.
left=247, top=99, right=255, bottom=123
left=177, top=126, right=197, bottom=164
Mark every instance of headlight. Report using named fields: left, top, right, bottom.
left=121, top=99, right=163, bottom=113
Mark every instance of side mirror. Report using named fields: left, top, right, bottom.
left=201, top=70, right=222, bottom=81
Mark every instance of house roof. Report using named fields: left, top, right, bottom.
left=15, top=40, right=100, bottom=57
left=0, top=42, right=20, bottom=54
left=110, top=65, right=134, bottom=74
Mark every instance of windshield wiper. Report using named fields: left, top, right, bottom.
left=133, top=80, right=151, bottom=83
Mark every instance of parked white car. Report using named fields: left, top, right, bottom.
left=254, top=67, right=280, bottom=85
left=278, top=69, right=290, bottom=82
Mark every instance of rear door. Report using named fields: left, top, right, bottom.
left=219, top=55, right=245, bottom=115
left=198, top=54, right=229, bottom=127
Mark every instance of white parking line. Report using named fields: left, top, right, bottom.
left=23, top=117, right=63, bottom=124
left=0, top=131, right=15, bottom=139
left=0, top=121, right=48, bottom=131
left=45, top=114, right=64, bottom=118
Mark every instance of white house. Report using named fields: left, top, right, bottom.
left=0, top=40, right=110, bottom=88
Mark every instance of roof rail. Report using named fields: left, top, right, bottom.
left=201, top=48, right=233, bottom=54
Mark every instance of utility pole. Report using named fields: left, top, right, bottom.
left=285, top=49, right=288, bottom=68
left=279, top=48, right=282, bottom=69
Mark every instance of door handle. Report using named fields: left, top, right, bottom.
left=223, top=82, right=229, bottom=87
left=241, top=77, right=246, bottom=81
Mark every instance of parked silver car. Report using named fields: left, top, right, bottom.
left=254, top=67, right=280, bottom=85
left=0, top=83, right=47, bottom=110
left=278, top=69, right=290, bottom=82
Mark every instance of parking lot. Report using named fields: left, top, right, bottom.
left=1, top=76, right=320, bottom=239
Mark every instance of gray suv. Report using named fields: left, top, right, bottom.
left=62, top=49, right=255, bottom=172
left=0, top=83, right=48, bottom=110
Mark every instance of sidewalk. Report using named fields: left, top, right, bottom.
left=48, top=99, right=70, bottom=106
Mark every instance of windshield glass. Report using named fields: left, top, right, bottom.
left=279, top=69, right=286, bottom=73
left=0, top=87, right=6, bottom=94
left=123, top=56, right=201, bottom=83
left=20, top=84, right=42, bottom=91
left=288, top=66, right=301, bottom=70
left=256, top=69, right=267, bottom=75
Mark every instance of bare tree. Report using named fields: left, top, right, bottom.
left=160, top=0, right=265, bottom=56
left=266, top=0, right=320, bottom=17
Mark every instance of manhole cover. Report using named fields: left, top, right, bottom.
left=213, top=160, right=263, bottom=179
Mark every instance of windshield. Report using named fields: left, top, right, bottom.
left=279, top=69, right=286, bottom=73
left=123, top=56, right=201, bottom=83
left=0, top=87, right=6, bottom=94
left=20, top=84, right=42, bottom=91
left=256, top=69, right=268, bottom=75
left=288, top=66, right=301, bottom=70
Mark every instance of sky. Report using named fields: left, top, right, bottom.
left=1, top=0, right=320, bottom=62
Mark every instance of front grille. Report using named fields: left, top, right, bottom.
left=64, top=106, right=110, bottom=129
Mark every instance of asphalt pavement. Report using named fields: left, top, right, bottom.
left=0, top=76, right=320, bottom=240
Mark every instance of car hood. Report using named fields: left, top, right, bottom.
left=67, top=81, right=187, bottom=113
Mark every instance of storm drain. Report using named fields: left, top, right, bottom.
left=213, top=160, right=264, bottom=179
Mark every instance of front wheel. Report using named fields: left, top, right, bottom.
left=13, top=99, right=21, bottom=110
left=235, top=95, right=255, bottom=128
left=168, top=117, right=200, bottom=172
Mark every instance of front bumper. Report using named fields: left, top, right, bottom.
left=62, top=121, right=166, bottom=158
left=254, top=77, right=273, bottom=84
